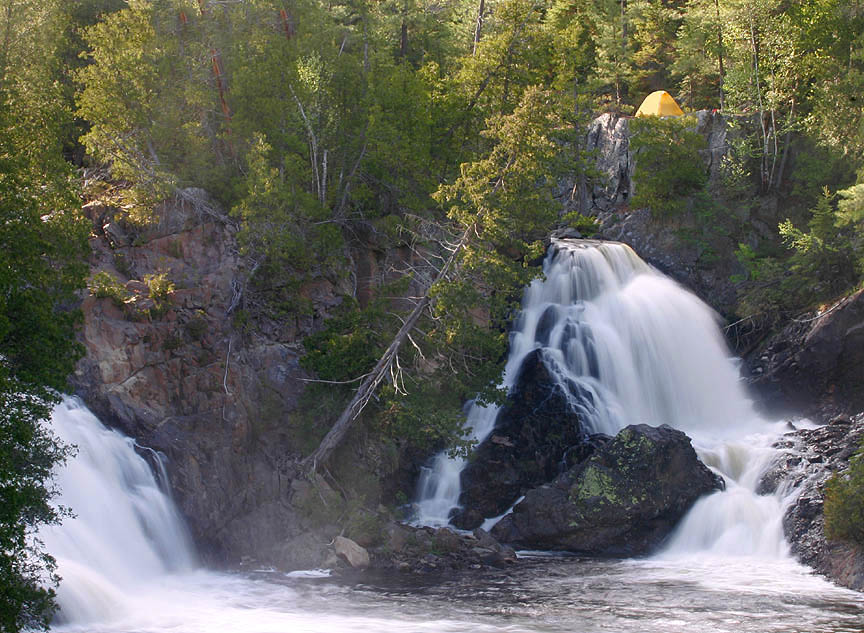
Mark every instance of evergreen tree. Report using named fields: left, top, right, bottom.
left=0, top=2, right=89, bottom=630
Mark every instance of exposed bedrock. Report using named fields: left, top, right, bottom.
left=450, top=349, right=587, bottom=530
left=748, top=288, right=864, bottom=420
left=492, top=424, right=723, bottom=556
left=760, top=415, right=864, bottom=591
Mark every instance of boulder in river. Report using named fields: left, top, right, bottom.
left=334, top=536, right=371, bottom=569
left=492, top=424, right=723, bottom=556
left=451, top=349, right=585, bottom=529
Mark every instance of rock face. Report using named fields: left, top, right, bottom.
left=760, top=416, right=864, bottom=591
left=73, top=190, right=430, bottom=569
left=450, top=349, right=585, bottom=529
left=749, top=289, right=864, bottom=420
left=492, top=424, right=723, bottom=555
left=578, top=110, right=773, bottom=323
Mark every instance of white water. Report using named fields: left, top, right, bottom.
left=414, top=240, right=796, bottom=559
left=42, top=397, right=195, bottom=625
left=41, top=246, right=864, bottom=631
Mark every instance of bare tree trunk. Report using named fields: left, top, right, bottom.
left=211, top=49, right=235, bottom=157
left=302, top=225, right=472, bottom=473
left=472, top=0, right=485, bottom=56
left=399, top=19, right=408, bottom=57
left=775, top=98, right=795, bottom=189
left=0, top=3, right=15, bottom=87
left=280, top=8, right=295, bottom=39
left=748, top=16, right=769, bottom=190
left=714, top=0, right=725, bottom=110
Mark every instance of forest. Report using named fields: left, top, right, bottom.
left=1, top=0, right=864, bottom=630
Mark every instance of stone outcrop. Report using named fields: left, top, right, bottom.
left=491, top=424, right=723, bottom=556
left=760, top=415, right=864, bottom=590
left=73, top=190, right=427, bottom=569
left=749, top=289, right=864, bottom=420
left=450, top=349, right=586, bottom=530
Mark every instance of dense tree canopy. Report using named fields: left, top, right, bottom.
left=1, top=0, right=864, bottom=622
left=0, top=1, right=89, bottom=630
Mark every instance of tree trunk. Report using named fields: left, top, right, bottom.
left=714, top=0, right=725, bottom=110
left=400, top=19, right=408, bottom=57
left=472, top=0, right=485, bottom=56
left=301, top=225, right=472, bottom=473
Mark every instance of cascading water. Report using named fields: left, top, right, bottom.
left=414, top=239, right=793, bottom=557
left=41, top=397, right=196, bottom=625
left=39, top=261, right=864, bottom=633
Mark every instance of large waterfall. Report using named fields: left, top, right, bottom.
left=41, top=397, right=196, bottom=625
left=415, top=240, right=792, bottom=556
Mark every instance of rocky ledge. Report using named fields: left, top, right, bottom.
left=749, top=289, right=864, bottom=420
left=760, top=415, right=864, bottom=590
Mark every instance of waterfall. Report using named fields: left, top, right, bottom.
left=40, top=397, right=196, bottom=625
left=415, top=239, right=789, bottom=557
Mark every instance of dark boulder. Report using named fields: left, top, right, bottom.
left=491, top=424, right=723, bottom=556
left=450, top=349, right=585, bottom=529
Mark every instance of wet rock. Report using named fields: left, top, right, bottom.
left=749, top=289, right=864, bottom=419
left=451, top=349, right=585, bottom=529
left=334, top=536, right=370, bottom=569
left=760, top=415, right=864, bottom=591
left=491, top=424, right=723, bottom=556
left=368, top=525, right=515, bottom=573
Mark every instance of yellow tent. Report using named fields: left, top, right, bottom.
left=634, top=91, right=684, bottom=117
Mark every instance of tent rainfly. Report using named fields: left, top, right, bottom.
left=634, top=91, right=684, bottom=117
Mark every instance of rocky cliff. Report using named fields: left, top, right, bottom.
left=584, top=110, right=743, bottom=317
left=73, top=189, right=425, bottom=569
left=749, top=289, right=864, bottom=420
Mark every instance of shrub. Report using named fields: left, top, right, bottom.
left=824, top=443, right=864, bottom=545
left=87, top=271, right=130, bottom=306
left=630, top=115, right=708, bottom=218
left=143, top=271, right=175, bottom=302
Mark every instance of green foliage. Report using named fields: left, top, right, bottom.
left=88, top=271, right=130, bottom=306
left=0, top=382, right=72, bottom=633
left=630, top=115, right=709, bottom=217
left=378, top=381, right=474, bottom=456
left=825, top=442, right=864, bottom=545
left=143, top=271, right=175, bottom=302
left=431, top=86, right=576, bottom=402
left=734, top=188, right=864, bottom=318
left=562, top=211, right=601, bottom=237
left=0, top=4, right=90, bottom=627
left=778, top=191, right=859, bottom=300
left=231, top=135, right=338, bottom=274
left=301, top=296, right=396, bottom=383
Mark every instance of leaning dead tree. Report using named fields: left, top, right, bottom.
left=301, top=223, right=473, bottom=473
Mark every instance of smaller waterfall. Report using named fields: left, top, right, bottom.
left=41, top=397, right=196, bottom=625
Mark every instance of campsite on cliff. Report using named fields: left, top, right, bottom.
left=1, top=1, right=864, bottom=632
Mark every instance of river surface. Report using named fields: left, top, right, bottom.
left=53, top=555, right=864, bottom=633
